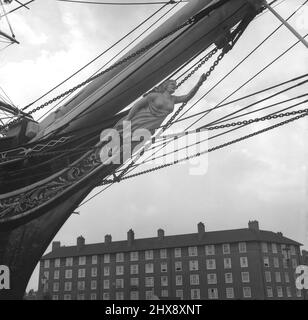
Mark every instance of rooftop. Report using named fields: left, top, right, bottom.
left=42, top=221, right=302, bottom=260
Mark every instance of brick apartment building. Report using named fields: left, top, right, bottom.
left=37, top=220, right=304, bottom=300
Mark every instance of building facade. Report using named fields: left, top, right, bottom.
left=38, top=221, right=304, bottom=300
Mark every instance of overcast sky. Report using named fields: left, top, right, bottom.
left=0, top=0, right=307, bottom=292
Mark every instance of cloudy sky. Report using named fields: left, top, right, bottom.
left=0, top=0, right=307, bottom=291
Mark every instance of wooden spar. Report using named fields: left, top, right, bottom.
left=263, top=1, right=308, bottom=49
left=32, top=0, right=257, bottom=141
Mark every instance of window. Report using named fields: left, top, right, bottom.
left=104, top=266, right=110, bottom=276
left=91, top=293, right=97, bottom=300
left=207, top=273, right=217, bottom=285
left=224, top=258, right=232, bottom=269
left=205, top=245, right=215, bottom=256
left=116, top=253, right=124, bottom=262
left=65, top=270, right=72, bottom=279
left=263, top=257, right=270, bottom=267
left=66, top=257, right=73, bottom=267
left=240, top=257, right=248, bottom=268
left=296, top=289, right=302, bottom=297
left=265, top=271, right=271, bottom=282
left=77, top=294, right=85, bottom=300
left=286, top=287, right=292, bottom=297
left=241, top=272, right=250, bottom=283
left=54, top=270, right=59, bottom=280
left=161, top=276, right=168, bottom=287
left=225, top=273, right=233, bottom=284
left=261, top=242, right=268, bottom=253
left=283, top=259, right=288, bottom=268
left=275, top=272, right=281, bottom=283
left=130, top=291, right=139, bottom=300
left=174, top=248, right=181, bottom=258
left=190, top=274, right=200, bottom=285
left=175, top=261, right=182, bottom=272
left=290, top=245, right=296, bottom=255
left=176, top=275, right=182, bottom=286
left=52, top=295, right=58, bottom=301
left=64, top=282, right=72, bottom=291
left=208, top=288, right=218, bottom=299
left=43, top=271, right=49, bottom=280
left=206, top=259, right=216, bottom=270
left=145, top=250, right=153, bottom=260
left=116, top=279, right=124, bottom=289
left=104, top=254, right=110, bottom=263
left=284, top=272, right=290, bottom=283
left=78, top=268, right=86, bottom=278
left=78, top=281, right=85, bottom=291
left=92, top=255, right=97, bottom=265
left=267, top=287, right=273, bottom=298
left=130, top=278, right=139, bottom=287
left=79, top=256, right=86, bottom=265
left=272, top=243, right=278, bottom=253
left=44, top=260, right=50, bottom=268
left=145, top=263, right=154, bottom=274
left=53, top=282, right=59, bottom=292
left=130, top=252, right=139, bottom=261
left=189, top=260, right=199, bottom=271
left=54, top=258, right=60, bottom=268
left=64, top=294, right=71, bottom=300
left=176, top=290, right=183, bottom=300
left=103, top=293, right=110, bottom=300
left=103, top=280, right=109, bottom=289
left=116, top=265, right=124, bottom=275
left=239, top=242, right=247, bottom=253
left=226, top=288, right=234, bottom=299
left=91, top=280, right=97, bottom=290
left=130, top=264, right=139, bottom=275
left=146, top=290, right=154, bottom=300
left=161, top=290, right=168, bottom=297
left=161, top=262, right=167, bottom=273
left=145, top=277, right=154, bottom=287
left=273, top=257, right=279, bottom=268
left=188, top=246, right=198, bottom=257
left=223, top=244, right=230, bottom=254
left=243, top=287, right=251, bottom=298
left=160, top=249, right=167, bottom=259
left=191, top=289, right=200, bottom=300
left=277, top=286, right=283, bottom=297
left=116, top=292, right=124, bottom=300
left=292, top=258, right=297, bottom=269
left=91, top=267, right=97, bottom=277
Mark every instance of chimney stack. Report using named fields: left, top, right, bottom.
left=105, top=234, right=112, bottom=244
left=52, top=241, right=61, bottom=251
left=157, top=229, right=165, bottom=240
left=248, top=220, right=259, bottom=231
left=77, top=236, right=85, bottom=251
left=127, top=229, right=135, bottom=246
left=197, top=222, right=205, bottom=240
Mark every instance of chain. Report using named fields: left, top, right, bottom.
left=0, top=14, right=197, bottom=134
left=206, top=108, right=308, bottom=130
left=3, top=107, right=307, bottom=162
left=100, top=111, right=308, bottom=185
left=114, top=46, right=225, bottom=182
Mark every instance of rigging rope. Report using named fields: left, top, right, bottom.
left=36, top=0, right=182, bottom=123
left=0, top=0, right=233, bottom=133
